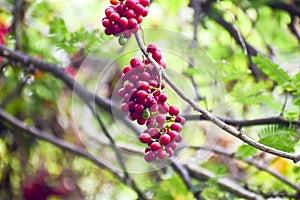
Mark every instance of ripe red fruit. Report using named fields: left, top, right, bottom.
left=122, top=65, right=132, bottom=73
left=147, top=43, right=157, bottom=53
left=137, top=117, right=147, bottom=125
left=130, top=57, right=140, bottom=67
left=128, top=18, right=138, bottom=29
left=175, top=115, right=186, bottom=125
left=158, top=93, right=168, bottom=103
left=105, top=7, right=115, bottom=17
left=120, top=103, right=129, bottom=112
left=102, top=18, right=111, bottom=28
left=152, top=50, right=162, bottom=62
left=125, top=9, right=136, bottom=18
left=125, top=0, right=136, bottom=9
left=139, top=0, right=150, bottom=7
left=110, top=0, right=118, bottom=5
left=136, top=90, right=148, bottom=100
left=151, top=142, right=162, bottom=151
left=134, top=4, right=144, bottom=15
left=119, top=17, right=128, bottom=28
left=109, top=12, right=120, bottom=22
left=139, top=133, right=151, bottom=144
left=169, top=105, right=179, bottom=116
left=144, top=151, right=157, bottom=162
left=116, top=4, right=126, bottom=13
left=140, top=71, right=150, bottom=81
left=160, top=134, right=171, bottom=146
left=167, top=130, right=179, bottom=140
left=170, top=123, right=182, bottom=132
left=141, top=7, right=149, bottom=17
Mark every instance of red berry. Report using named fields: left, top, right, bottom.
left=104, top=28, right=112, bottom=35
left=110, top=0, right=118, bottom=5
left=175, top=116, right=186, bottom=125
left=167, top=130, right=179, bottom=140
left=158, top=93, right=168, bottom=103
left=119, top=17, right=128, bottom=28
left=144, top=151, right=157, bottom=162
left=139, top=0, right=150, bottom=7
left=109, top=12, right=120, bottom=22
left=137, top=117, right=147, bottom=125
left=139, top=133, right=151, bottom=144
left=137, top=81, right=149, bottom=91
left=128, top=18, right=138, bottom=29
left=130, top=57, right=140, bottom=67
left=102, top=18, right=111, bottom=28
left=134, top=4, right=144, bottom=15
left=111, top=24, right=121, bottom=35
left=147, top=44, right=157, bottom=53
left=125, top=0, right=136, bottom=9
left=136, top=15, right=143, bottom=23
left=151, top=142, right=161, bottom=151
left=152, top=50, right=162, bottom=62
left=116, top=3, right=126, bottom=13
left=136, top=90, right=148, bottom=100
left=123, top=65, right=132, bottom=73
left=141, top=7, right=149, bottom=17
left=134, top=103, right=144, bottom=113
left=169, top=105, right=179, bottom=116
left=160, top=134, right=171, bottom=146
left=125, top=82, right=135, bottom=92
left=129, top=74, right=139, bottom=83
left=170, top=123, right=182, bottom=132
left=125, top=9, right=136, bottom=18
left=105, top=7, right=115, bottom=17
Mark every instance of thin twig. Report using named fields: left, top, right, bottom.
left=183, top=115, right=300, bottom=127
left=189, top=145, right=300, bottom=191
left=134, top=31, right=300, bottom=163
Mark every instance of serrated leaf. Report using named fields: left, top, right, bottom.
left=49, top=17, right=67, bottom=35
left=252, top=54, right=290, bottom=85
left=236, top=144, right=257, bottom=159
left=258, top=125, right=298, bottom=152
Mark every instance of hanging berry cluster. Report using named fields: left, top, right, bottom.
left=102, top=0, right=185, bottom=162
left=118, top=44, right=185, bottom=162
left=102, top=0, right=149, bottom=44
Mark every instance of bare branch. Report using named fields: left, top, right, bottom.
left=134, top=31, right=300, bottom=163
left=186, top=163, right=264, bottom=200
left=183, top=115, right=300, bottom=127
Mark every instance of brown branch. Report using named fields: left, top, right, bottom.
left=0, top=107, right=147, bottom=199
left=183, top=115, right=300, bottom=127
left=0, top=44, right=140, bottom=135
left=134, top=31, right=300, bottom=163
left=186, top=163, right=264, bottom=200
left=189, top=145, right=300, bottom=191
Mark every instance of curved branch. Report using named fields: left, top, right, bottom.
left=183, top=115, right=300, bottom=127
left=134, top=31, right=300, bottom=163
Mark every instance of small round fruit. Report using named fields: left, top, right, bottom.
left=169, top=105, right=179, bottom=116
left=110, top=0, right=118, bottom=5
left=144, top=151, right=157, bottom=162
left=118, top=35, right=128, bottom=46
left=139, top=133, right=151, bottom=143
left=160, top=134, right=171, bottom=146
left=142, top=109, right=150, bottom=119
left=158, top=149, right=167, bottom=159
left=158, top=93, right=168, bottom=103
left=151, top=142, right=161, bottom=151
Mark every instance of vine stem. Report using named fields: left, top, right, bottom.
left=134, top=31, right=300, bottom=163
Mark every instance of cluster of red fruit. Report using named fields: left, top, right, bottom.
left=0, top=17, right=10, bottom=63
left=102, top=0, right=150, bottom=44
left=118, top=44, right=185, bottom=162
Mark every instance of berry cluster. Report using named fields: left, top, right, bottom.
left=102, top=0, right=150, bottom=44
left=118, top=44, right=185, bottom=162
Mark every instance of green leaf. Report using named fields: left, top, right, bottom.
left=252, top=54, right=290, bottom=85
left=236, top=144, right=257, bottom=159
left=258, top=125, right=298, bottom=152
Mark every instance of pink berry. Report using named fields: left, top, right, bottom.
left=167, top=130, right=179, bottom=140
left=158, top=93, right=168, bottom=103
left=147, top=44, right=157, bottom=53
left=119, top=17, right=128, bottom=28
left=136, top=90, right=148, bottom=100
left=120, top=103, right=129, bottom=112
left=109, top=12, right=120, bottom=22
left=122, top=65, right=132, bottom=73
left=128, top=18, right=138, bottom=29
left=139, top=0, right=150, bottom=7
left=158, top=102, right=169, bottom=114
left=151, top=142, right=161, bottom=151
left=144, top=151, right=157, bottom=162
left=140, top=71, right=150, bottom=81
left=134, top=4, right=144, bottom=15
left=160, top=134, right=171, bottom=146
left=102, top=18, right=111, bottom=28
left=170, top=123, right=182, bottom=132
left=156, top=114, right=166, bottom=124
left=130, top=57, right=140, bottom=67
left=158, top=149, right=167, bottom=159
left=152, top=50, right=162, bottom=62
left=139, top=133, right=151, bottom=143
left=169, top=105, right=179, bottom=116
left=125, top=9, right=136, bottom=18
left=125, top=0, right=136, bottom=9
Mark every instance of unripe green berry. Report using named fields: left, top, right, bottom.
left=118, top=35, right=128, bottom=46
left=142, top=109, right=150, bottom=119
